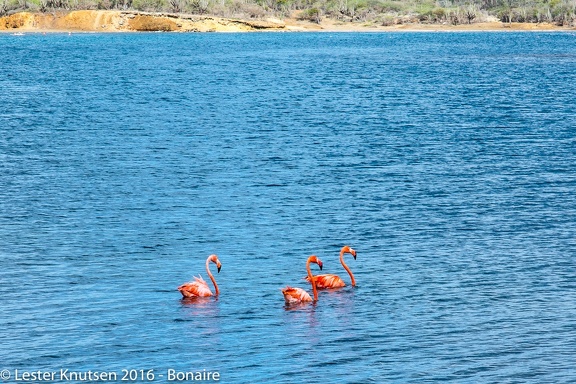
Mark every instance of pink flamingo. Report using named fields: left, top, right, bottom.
left=178, top=254, right=222, bottom=298
left=305, top=245, right=357, bottom=288
left=282, top=255, right=323, bottom=303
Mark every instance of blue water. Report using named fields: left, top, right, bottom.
left=1, top=31, right=576, bottom=383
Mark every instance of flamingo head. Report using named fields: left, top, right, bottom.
left=309, top=255, right=323, bottom=270
left=209, top=254, right=222, bottom=273
left=343, top=245, right=357, bottom=260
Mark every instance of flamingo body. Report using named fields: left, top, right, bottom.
left=305, top=274, right=345, bottom=289
left=178, top=276, right=213, bottom=298
left=305, top=246, right=357, bottom=289
left=281, top=255, right=323, bottom=304
left=178, top=254, right=222, bottom=298
left=281, top=286, right=313, bottom=303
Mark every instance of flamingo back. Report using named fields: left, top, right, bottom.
left=178, top=275, right=213, bottom=298
left=305, top=274, right=346, bottom=289
left=281, top=286, right=313, bottom=303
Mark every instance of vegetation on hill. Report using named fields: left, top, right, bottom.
left=1, top=0, right=575, bottom=26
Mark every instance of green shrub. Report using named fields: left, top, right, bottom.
left=416, top=6, right=449, bottom=22
left=297, top=6, right=322, bottom=21
left=132, top=0, right=164, bottom=11
left=378, top=1, right=405, bottom=12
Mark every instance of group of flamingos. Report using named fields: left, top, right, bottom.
left=178, top=245, right=357, bottom=304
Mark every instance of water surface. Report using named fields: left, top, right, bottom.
left=1, top=31, right=576, bottom=383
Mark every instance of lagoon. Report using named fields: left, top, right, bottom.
left=1, top=32, right=576, bottom=383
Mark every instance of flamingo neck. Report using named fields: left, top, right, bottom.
left=340, top=249, right=356, bottom=286
left=206, top=258, right=219, bottom=296
left=307, top=259, right=318, bottom=301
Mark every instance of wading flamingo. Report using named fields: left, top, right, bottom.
left=178, top=254, right=222, bottom=298
left=305, top=245, right=357, bottom=288
left=282, top=255, right=323, bottom=304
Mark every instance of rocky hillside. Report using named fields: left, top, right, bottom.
left=0, top=10, right=287, bottom=32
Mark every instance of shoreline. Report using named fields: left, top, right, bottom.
left=1, top=11, right=575, bottom=33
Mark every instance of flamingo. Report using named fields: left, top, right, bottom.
left=281, top=255, right=323, bottom=304
left=178, top=254, right=222, bottom=298
left=305, top=245, right=357, bottom=288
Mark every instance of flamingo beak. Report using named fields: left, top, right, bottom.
left=353, top=253, right=357, bottom=260
left=319, top=262, right=323, bottom=271
left=217, top=265, right=222, bottom=273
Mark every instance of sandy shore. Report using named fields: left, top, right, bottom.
left=286, top=19, right=576, bottom=32
left=1, top=10, right=575, bottom=33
